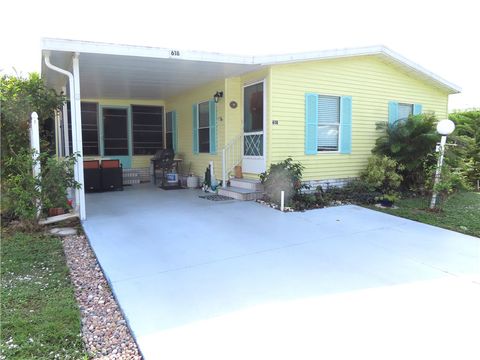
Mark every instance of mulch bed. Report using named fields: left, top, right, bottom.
left=62, top=234, right=142, bottom=359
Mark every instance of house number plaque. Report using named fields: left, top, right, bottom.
left=170, top=50, right=180, bottom=56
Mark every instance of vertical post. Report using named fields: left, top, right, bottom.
left=30, top=112, right=42, bottom=218
left=72, top=53, right=86, bottom=220
left=430, top=135, right=447, bottom=209
left=280, top=191, right=285, bottom=212
left=222, top=148, right=227, bottom=188
left=62, top=86, right=70, bottom=156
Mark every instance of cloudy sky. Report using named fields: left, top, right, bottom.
left=1, top=0, right=478, bottom=111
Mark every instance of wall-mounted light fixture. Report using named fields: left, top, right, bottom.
left=213, top=91, right=223, bottom=103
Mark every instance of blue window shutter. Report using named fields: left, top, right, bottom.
left=388, top=101, right=399, bottom=125
left=172, top=111, right=178, bottom=153
left=192, top=104, right=198, bottom=154
left=305, top=93, right=318, bottom=155
left=413, top=103, right=422, bottom=115
left=208, top=100, right=216, bottom=154
left=340, top=96, right=352, bottom=154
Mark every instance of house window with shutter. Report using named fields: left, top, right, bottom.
left=398, top=103, right=413, bottom=121
left=198, top=101, right=210, bottom=153
left=317, top=95, right=341, bottom=151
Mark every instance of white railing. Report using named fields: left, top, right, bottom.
left=222, top=133, right=243, bottom=188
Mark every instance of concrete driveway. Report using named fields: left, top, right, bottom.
left=83, top=184, right=480, bottom=360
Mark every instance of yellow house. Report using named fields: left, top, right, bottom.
left=41, top=38, right=460, bottom=219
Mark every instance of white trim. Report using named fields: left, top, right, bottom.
left=41, top=38, right=253, bottom=65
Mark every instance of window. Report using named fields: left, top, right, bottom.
left=317, top=95, right=340, bottom=151
left=198, top=101, right=210, bottom=153
left=67, top=102, right=99, bottom=155
left=398, top=103, right=413, bottom=120
left=132, top=105, right=163, bottom=155
left=103, top=108, right=129, bottom=155
left=166, top=111, right=174, bottom=150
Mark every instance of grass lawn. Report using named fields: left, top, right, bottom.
left=368, top=191, right=480, bottom=238
left=1, top=230, right=87, bottom=359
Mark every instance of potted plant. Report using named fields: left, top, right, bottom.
left=41, top=155, right=80, bottom=217
left=375, top=193, right=398, bottom=208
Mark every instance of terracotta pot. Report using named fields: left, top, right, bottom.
left=48, top=207, right=65, bottom=217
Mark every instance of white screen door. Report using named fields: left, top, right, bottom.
left=243, top=81, right=266, bottom=174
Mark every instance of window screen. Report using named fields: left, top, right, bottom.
left=103, top=108, right=129, bottom=156
left=398, top=103, right=413, bottom=120
left=318, top=95, right=340, bottom=151
left=66, top=102, right=99, bottom=155
left=198, top=101, right=210, bottom=153
left=132, top=105, right=163, bottom=155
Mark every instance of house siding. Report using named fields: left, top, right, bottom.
left=269, top=55, right=449, bottom=181
left=165, top=79, right=225, bottom=180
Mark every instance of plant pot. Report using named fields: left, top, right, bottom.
left=48, top=207, right=65, bottom=217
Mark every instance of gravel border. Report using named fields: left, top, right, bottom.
left=62, top=234, right=142, bottom=359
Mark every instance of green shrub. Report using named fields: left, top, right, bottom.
left=360, top=155, right=404, bottom=193
left=2, top=149, right=42, bottom=225
left=372, top=113, right=438, bottom=188
left=449, top=110, right=480, bottom=187
left=321, top=180, right=382, bottom=205
left=41, top=154, right=80, bottom=211
left=260, top=157, right=305, bottom=205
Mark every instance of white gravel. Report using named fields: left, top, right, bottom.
left=62, top=234, right=142, bottom=360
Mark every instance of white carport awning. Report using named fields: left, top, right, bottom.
left=41, top=38, right=264, bottom=99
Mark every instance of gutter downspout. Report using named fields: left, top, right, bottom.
left=44, top=53, right=85, bottom=220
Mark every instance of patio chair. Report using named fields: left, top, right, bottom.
left=151, top=149, right=175, bottom=186
left=83, top=160, right=101, bottom=192
left=101, top=159, right=123, bottom=191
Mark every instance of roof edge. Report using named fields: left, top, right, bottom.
left=41, top=38, right=461, bottom=94
left=254, top=45, right=461, bottom=94
left=41, top=38, right=255, bottom=65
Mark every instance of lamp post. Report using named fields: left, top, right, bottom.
left=430, top=119, right=455, bottom=209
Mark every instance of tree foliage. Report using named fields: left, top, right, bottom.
left=0, top=73, right=64, bottom=158
left=449, top=110, right=480, bottom=186
left=372, top=113, right=438, bottom=188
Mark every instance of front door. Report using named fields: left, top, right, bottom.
left=242, top=81, right=266, bottom=174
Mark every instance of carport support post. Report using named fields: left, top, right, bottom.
left=280, top=191, right=285, bottom=212
left=72, top=53, right=86, bottom=220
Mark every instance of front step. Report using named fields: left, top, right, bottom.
left=218, top=186, right=263, bottom=201
left=229, top=178, right=264, bottom=191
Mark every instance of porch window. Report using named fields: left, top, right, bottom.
left=67, top=102, right=99, bottom=156
left=103, top=108, right=129, bottom=156
left=317, top=95, right=340, bottom=151
left=166, top=111, right=176, bottom=151
left=198, top=101, right=210, bottom=153
left=132, top=105, right=164, bottom=155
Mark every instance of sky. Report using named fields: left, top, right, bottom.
left=1, top=0, right=478, bottom=111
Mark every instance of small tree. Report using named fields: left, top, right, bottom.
left=372, top=113, right=438, bottom=189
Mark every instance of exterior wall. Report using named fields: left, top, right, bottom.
left=224, top=68, right=270, bottom=179
left=165, top=79, right=225, bottom=180
left=165, top=68, right=270, bottom=181
left=269, top=55, right=449, bottom=181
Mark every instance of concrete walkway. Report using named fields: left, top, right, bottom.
left=83, top=184, right=480, bottom=360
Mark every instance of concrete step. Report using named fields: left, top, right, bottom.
left=218, top=186, right=263, bottom=201
left=229, top=178, right=264, bottom=191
